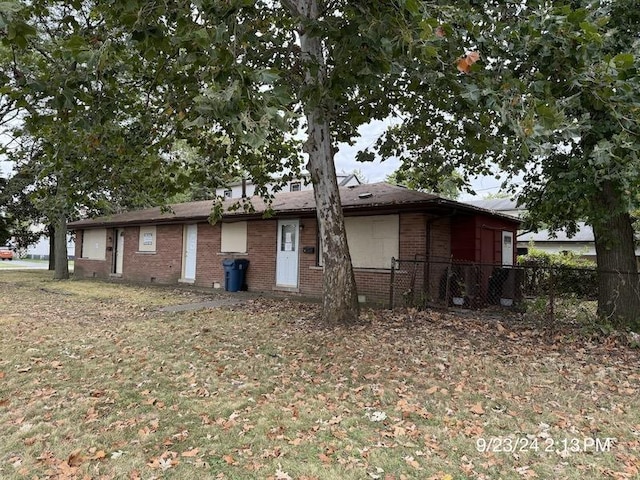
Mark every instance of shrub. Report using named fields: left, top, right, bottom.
left=517, top=248, right=598, bottom=299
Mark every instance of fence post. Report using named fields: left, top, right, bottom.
left=444, top=256, right=453, bottom=309
left=547, top=266, right=555, bottom=323
left=423, top=256, right=430, bottom=309
left=389, top=257, right=396, bottom=309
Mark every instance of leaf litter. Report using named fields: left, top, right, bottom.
left=0, top=271, right=638, bottom=479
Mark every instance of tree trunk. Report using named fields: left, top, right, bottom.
left=296, top=0, right=360, bottom=325
left=592, top=182, right=640, bottom=330
left=53, top=212, right=69, bottom=280
left=48, top=224, right=55, bottom=270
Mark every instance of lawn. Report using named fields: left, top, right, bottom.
left=0, top=271, right=638, bottom=479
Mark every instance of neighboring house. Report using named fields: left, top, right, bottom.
left=23, top=231, right=75, bottom=260
left=10, top=223, right=75, bottom=260
left=517, top=223, right=598, bottom=259
left=68, top=183, right=520, bottom=305
left=215, top=173, right=361, bottom=199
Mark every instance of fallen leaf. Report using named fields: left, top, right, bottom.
left=404, top=455, right=421, bottom=469
left=470, top=403, right=485, bottom=415
left=92, top=450, right=107, bottom=460
left=275, top=465, right=293, bottom=480
left=181, top=448, right=200, bottom=457
left=158, top=457, right=173, bottom=471
left=67, top=449, right=85, bottom=467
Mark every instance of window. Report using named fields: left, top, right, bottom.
left=280, top=223, right=297, bottom=252
left=290, top=182, right=301, bottom=192
left=82, top=228, right=106, bottom=260
left=502, top=231, right=514, bottom=266
left=138, top=226, right=157, bottom=252
left=221, top=222, right=247, bottom=253
left=318, top=215, right=399, bottom=269
left=223, top=189, right=233, bottom=198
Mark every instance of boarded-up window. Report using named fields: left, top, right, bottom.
left=319, top=215, right=399, bottom=269
left=346, top=215, right=399, bottom=268
left=221, top=222, right=247, bottom=253
left=82, top=228, right=106, bottom=260
left=138, top=226, right=157, bottom=252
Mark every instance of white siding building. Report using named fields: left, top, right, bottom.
left=214, top=173, right=361, bottom=199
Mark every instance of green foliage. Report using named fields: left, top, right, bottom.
left=0, top=168, right=44, bottom=249
left=385, top=167, right=462, bottom=199
left=518, top=248, right=598, bottom=299
left=358, top=0, right=640, bottom=325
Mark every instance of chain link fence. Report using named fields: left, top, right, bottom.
left=388, top=257, right=633, bottom=319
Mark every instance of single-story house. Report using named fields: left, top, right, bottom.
left=68, top=183, right=520, bottom=306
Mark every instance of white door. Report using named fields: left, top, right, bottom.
left=502, top=231, right=514, bottom=266
left=114, top=229, right=124, bottom=275
left=183, top=224, right=198, bottom=280
left=276, top=219, right=299, bottom=287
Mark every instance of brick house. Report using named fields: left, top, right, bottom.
left=68, top=183, right=519, bottom=305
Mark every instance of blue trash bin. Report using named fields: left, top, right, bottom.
left=222, top=259, right=249, bottom=292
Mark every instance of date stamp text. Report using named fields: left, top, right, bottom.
left=476, top=436, right=615, bottom=454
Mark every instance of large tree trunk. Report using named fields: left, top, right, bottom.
left=53, top=212, right=69, bottom=280
left=295, top=0, right=360, bottom=325
left=48, top=224, right=55, bottom=270
left=592, top=182, right=640, bottom=330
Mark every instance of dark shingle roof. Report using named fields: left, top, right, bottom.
left=68, top=182, right=519, bottom=229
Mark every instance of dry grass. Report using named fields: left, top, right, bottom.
left=0, top=270, right=639, bottom=480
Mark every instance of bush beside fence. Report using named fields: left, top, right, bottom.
left=389, top=256, right=604, bottom=313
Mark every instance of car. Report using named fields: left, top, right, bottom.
left=0, top=246, right=14, bottom=261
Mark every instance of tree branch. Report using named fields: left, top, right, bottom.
left=279, top=0, right=300, bottom=16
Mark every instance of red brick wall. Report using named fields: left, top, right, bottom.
left=299, top=217, right=323, bottom=298
left=297, top=213, right=450, bottom=306
left=73, top=229, right=112, bottom=279
left=124, top=225, right=183, bottom=283
left=74, top=225, right=182, bottom=283
left=73, top=211, right=452, bottom=306
left=193, top=220, right=279, bottom=291
left=194, top=223, right=220, bottom=287
left=246, top=220, right=278, bottom=290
